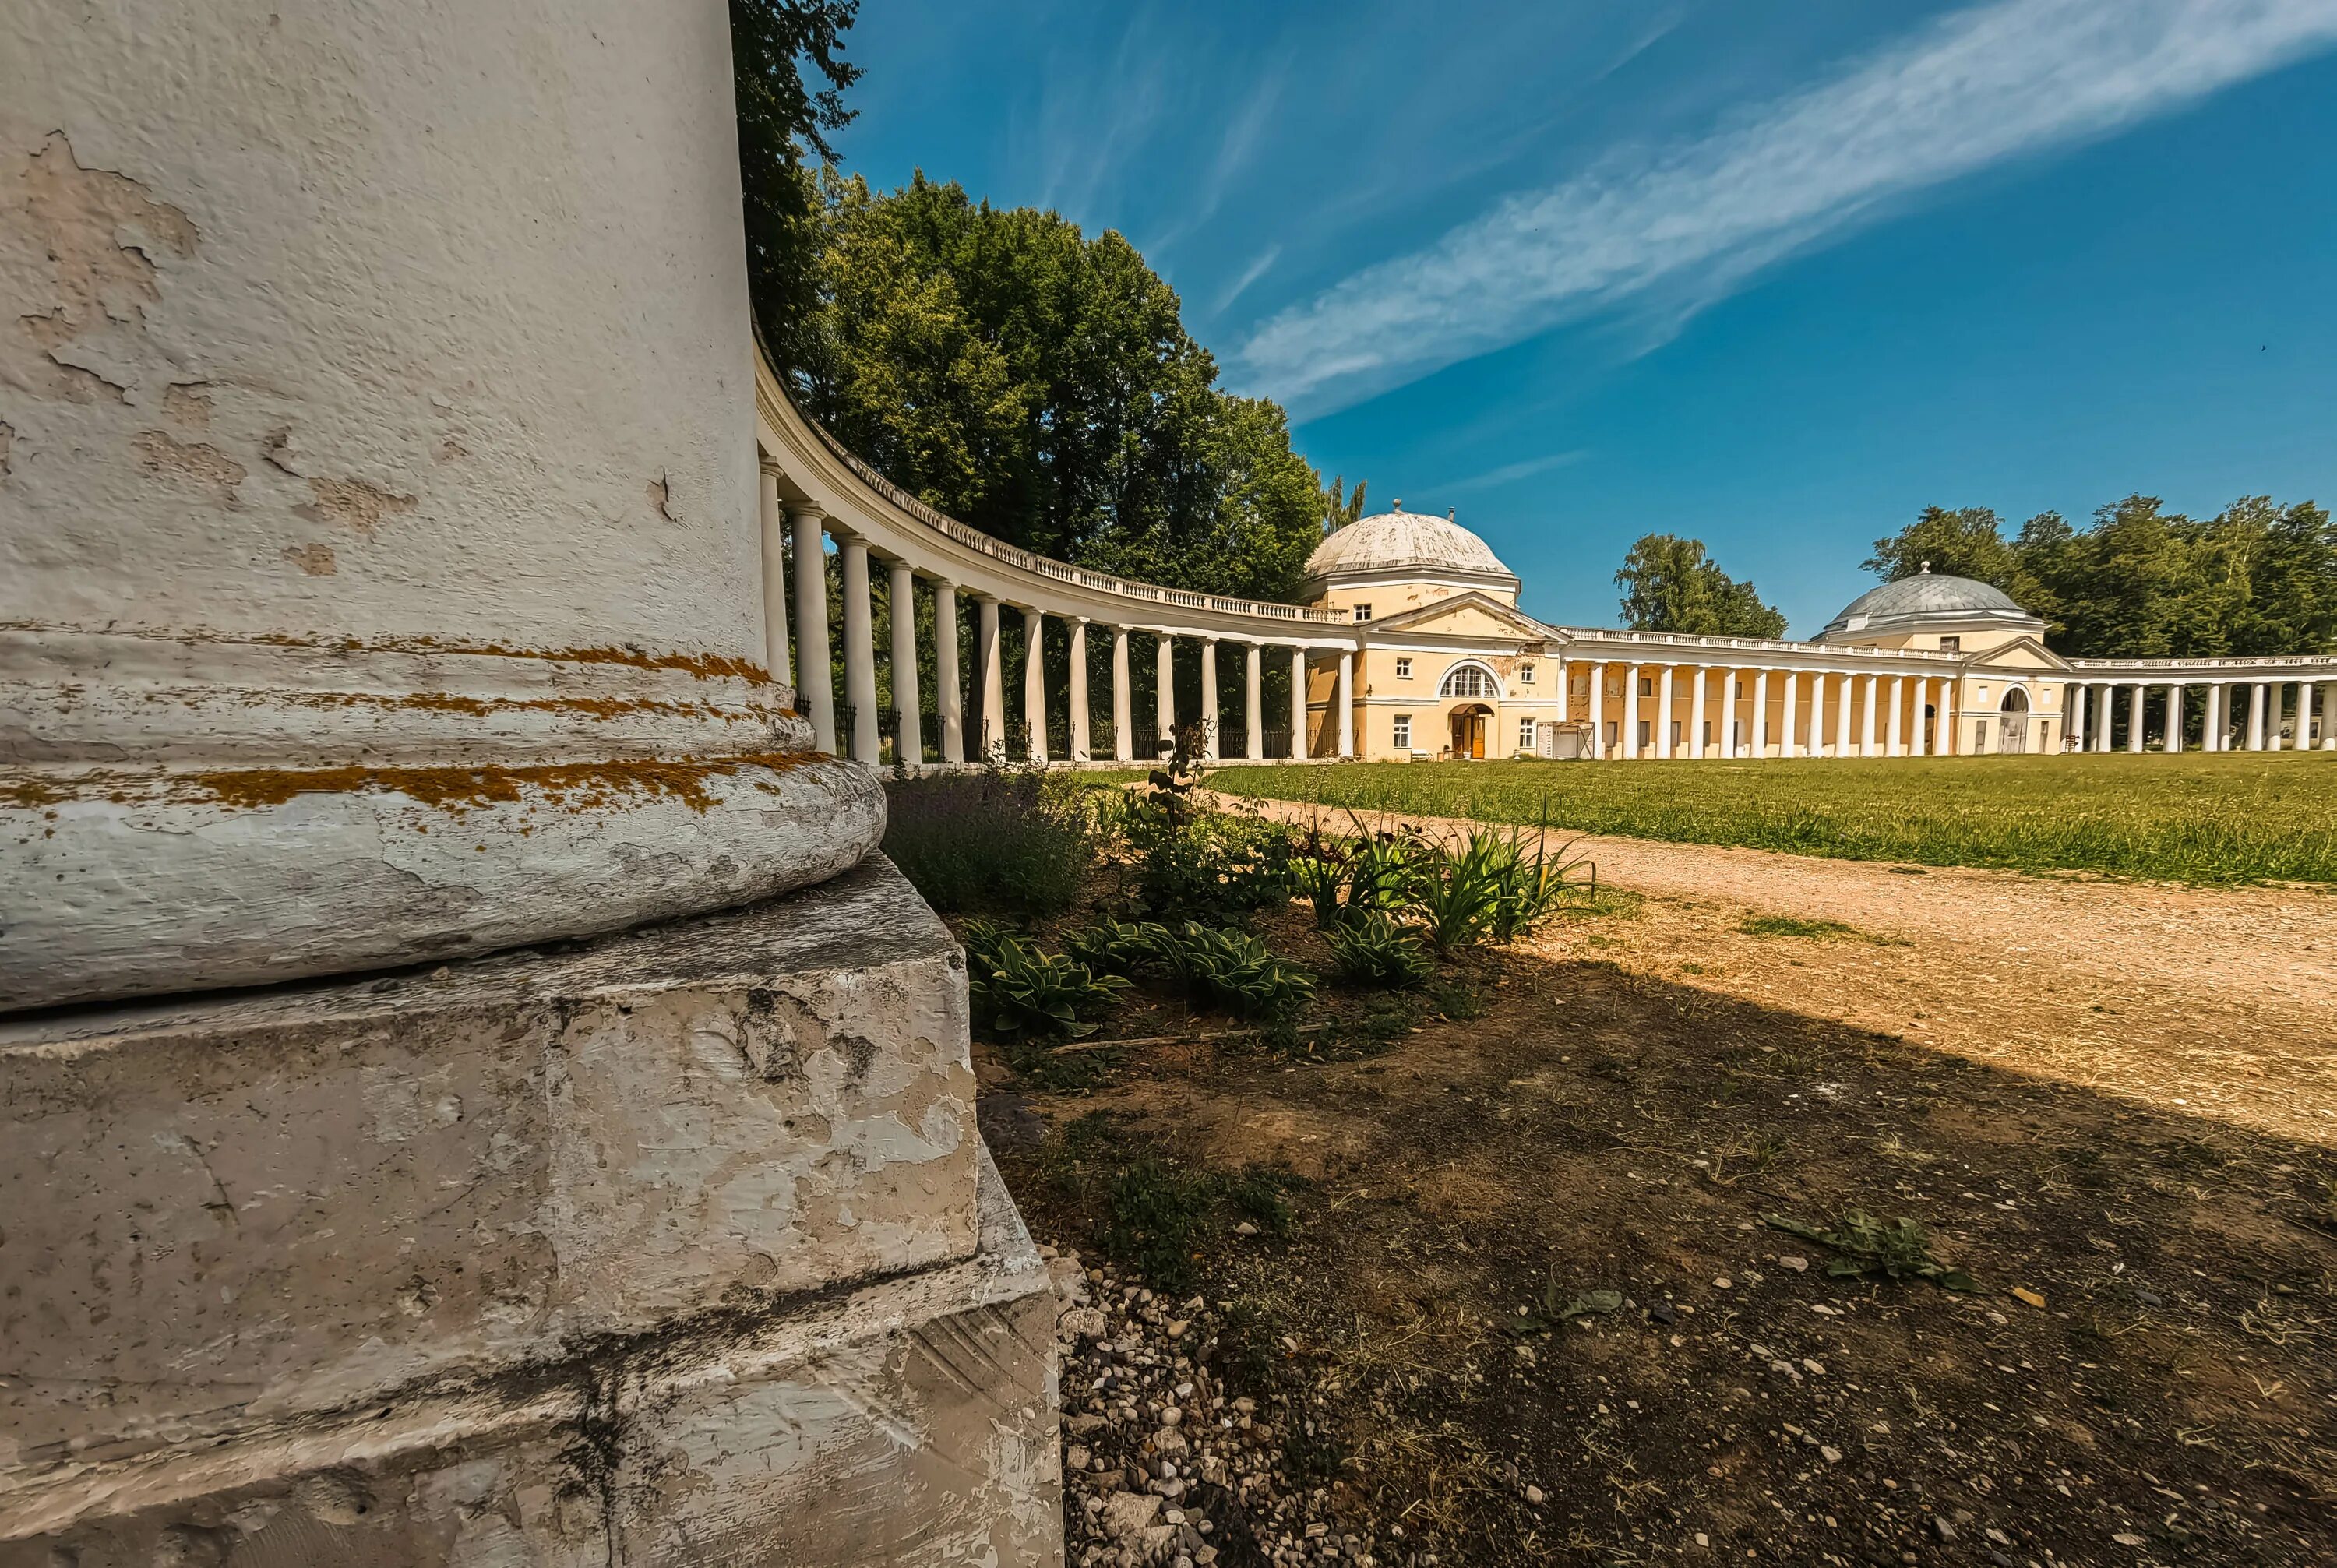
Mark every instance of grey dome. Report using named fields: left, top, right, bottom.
left=1820, top=568, right=2040, bottom=641
left=1303, top=509, right=1517, bottom=589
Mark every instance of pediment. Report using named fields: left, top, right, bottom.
left=1365, top=591, right=1554, bottom=643
left=1961, top=634, right=2068, bottom=672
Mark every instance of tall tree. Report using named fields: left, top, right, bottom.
left=1616, top=534, right=1788, bottom=638
left=1865, top=494, right=2336, bottom=657
left=791, top=173, right=1332, bottom=601
left=1323, top=476, right=1369, bottom=530
left=731, top=0, right=861, bottom=371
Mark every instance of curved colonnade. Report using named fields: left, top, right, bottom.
left=753, top=346, right=2337, bottom=766
left=754, top=344, right=1358, bottom=766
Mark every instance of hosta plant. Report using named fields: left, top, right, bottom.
left=962, top=923, right=1127, bottom=1040
left=1324, top=910, right=1433, bottom=989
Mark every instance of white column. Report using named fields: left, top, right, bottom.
left=977, top=595, right=1003, bottom=760
left=839, top=534, right=879, bottom=764
left=1290, top=648, right=1310, bottom=759
left=1022, top=608, right=1046, bottom=763
left=1687, top=667, right=1708, bottom=758
left=791, top=508, right=834, bottom=754
left=889, top=560, right=920, bottom=771
left=935, top=582, right=963, bottom=764
left=1780, top=669, right=1799, bottom=758
left=1156, top=635, right=1176, bottom=749
left=1111, top=626, right=1133, bottom=763
left=1859, top=675, right=1878, bottom=757
left=2204, top=682, right=2224, bottom=752
left=1244, top=643, right=1263, bottom=761
left=2321, top=681, right=2337, bottom=750
left=1068, top=618, right=1091, bottom=763
left=2121, top=684, right=2142, bottom=754
left=1336, top=650, right=1355, bottom=758
left=2071, top=684, right=2088, bottom=754
left=1809, top=671, right=1828, bottom=756
left=2268, top=682, right=2289, bottom=752
left=2247, top=682, right=2267, bottom=750
left=2163, top=684, right=2183, bottom=753
left=1834, top=674, right=1852, bottom=757
left=1915, top=678, right=1932, bottom=756
left=1588, top=661, right=1606, bottom=758
left=1655, top=665, right=1675, bottom=759
left=1200, top=640, right=1221, bottom=760
left=1622, top=665, right=1641, bottom=759
left=1882, top=675, right=1902, bottom=756
left=758, top=468, right=791, bottom=687
left=1752, top=670, right=1771, bottom=758
left=1721, top=671, right=1739, bottom=759
left=2095, top=685, right=2113, bottom=752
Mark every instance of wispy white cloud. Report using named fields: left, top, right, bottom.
left=1214, top=243, right=1284, bottom=314
left=1436, top=450, right=1590, bottom=494
left=1235, top=0, right=2337, bottom=414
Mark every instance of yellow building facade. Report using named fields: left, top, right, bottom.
left=1302, top=507, right=2336, bottom=760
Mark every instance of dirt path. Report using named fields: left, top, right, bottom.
left=1207, top=790, right=2337, bottom=1150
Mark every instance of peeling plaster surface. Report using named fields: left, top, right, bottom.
left=1, top=858, right=974, bottom=1455
left=1, top=862, right=1057, bottom=1566
left=0, top=0, right=880, bottom=1010
left=0, top=5, right=758, bottom=650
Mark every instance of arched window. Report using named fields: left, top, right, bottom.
left=1440, top=663, right=1500, bottom=699
left=1999, top=687, right=2029, bottom=713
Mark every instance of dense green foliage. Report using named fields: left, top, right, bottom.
left=1866, top=496, right=2337, bottom=657
left=881, top=770, right=1097, bottom=913
left=1616, top=534, right=1789, bottom=638
left=1205, top=756, right=2337, bottom=886
left=789, top=173, right=1335, bottom=601
left=731, top=1, right=860, bottom=370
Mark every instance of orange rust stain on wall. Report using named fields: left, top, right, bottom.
left=6, top=754, right=816, bottom=816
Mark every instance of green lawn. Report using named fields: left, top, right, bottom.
left=1200, top=753, right=2337, bottom=886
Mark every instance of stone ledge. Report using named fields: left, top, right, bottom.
left=1, top=857, right=977, bottom=1466
left=1, top=1148, right=1059, bottom=1566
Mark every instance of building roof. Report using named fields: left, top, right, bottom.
left=1302, top=507, right=1519, bottom=588
left=1819, top=566, right=2043, bottom=641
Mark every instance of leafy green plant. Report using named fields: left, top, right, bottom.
left=1763, top=1210, right=1979, bottom=1291
left=962, top=925, right=1127, bottom=1040
left=1483, top=809, right=1598, bottom=941
left=1063, top=917, right=1168, bottom=978
left=883, top=769, right=1099, bottom=914
left=1157, top=921, right=1315, bottom=1020
left=1324, top=909, right=1433, bottom=989
left=1120, top=795, right=1297, bottom=920
left=1409, top=831, right=1507, bottom=952
left=1502, top=1277, right=1623, bottom=1336
left=1740, top=914, right=1861, bottom=939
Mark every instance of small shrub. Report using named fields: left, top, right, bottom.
left=1763, top=1210, right=1979, bottom=1291
left=1426, top=976, right=1487, bottom=1021
left=1121, top=796, right=1297, bottom=920
left=962, top=922, right=1127, bottom=1040
left=1063, top=917, right=1167, bottom=978
left=1325, top=910, right=1433, bottom=989
left=1155, top=921, right=1315, bottom=1020
left=1409, top=831, right=1506, bottom=952
left=885, top=770, right=1096, bottom=914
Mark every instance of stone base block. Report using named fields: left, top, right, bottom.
left=0, top=858, right=1060, bottom=1565
left=0, top=1150, right=1059, bottom=1566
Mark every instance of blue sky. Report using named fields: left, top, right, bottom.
left=828, top=0, right=2337, bottom=634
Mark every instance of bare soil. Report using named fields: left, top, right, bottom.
left=982, top=812, right=2337, bottom=1566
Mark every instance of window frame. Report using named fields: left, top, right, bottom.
left=1394, top=657, right=1412, bottom=679
left=1352, top=604, right=1373, bottom=623
left=1392, top=713, right=1412, bottom=750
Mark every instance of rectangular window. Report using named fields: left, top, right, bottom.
left=1604, top=720, right=1618, bottom=748
left=1974, top=721, right=1989, bottom=752
left=1519, top=716, right=1537, bottom=752
left=1701, top=721, right=1712, bottom=746
left=1938, top=636, right=1961, bottom=654
left=1352, top=604, right=1373, bottom=622
left=1670, top=721, right=1683, bottom=748
left=1519, top=662, right=1535, bottom=683
left=1636, top=719, right=1651, bottom=747
left=1639, top=677, right=1653, bottom=696
left=1394, top=657, right=1412, bottom=678
left=1393, top=714, right=1412, bottom=749
left=1735, top=679, right=1745, bottom=699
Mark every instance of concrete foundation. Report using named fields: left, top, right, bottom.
left=0, top=858, right=1062, bottom=1565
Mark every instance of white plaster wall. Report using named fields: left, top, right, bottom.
left=0, top=0, right=759, bottom=658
